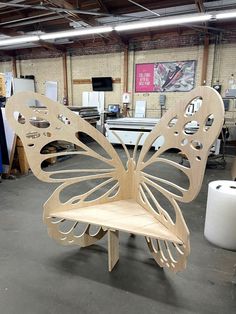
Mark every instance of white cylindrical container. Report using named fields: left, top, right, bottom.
left=204, top=180, right=236, bottom=250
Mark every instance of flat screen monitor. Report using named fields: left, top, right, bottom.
left=92, top=77, right=113, bottom=91
left=108, top=104, right=120, bottom=113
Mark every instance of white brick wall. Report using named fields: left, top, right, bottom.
left=71, top=52, right=123, bottom=107
left=19, top=58, right=64, bottom=102
left=0, top=43, right=235, bottom=120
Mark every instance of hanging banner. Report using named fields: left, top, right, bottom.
left=135, top=63, right=155, bottom=92
left=135, top=60, right=196, bottom=92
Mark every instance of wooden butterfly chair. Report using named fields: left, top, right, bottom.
left=6, top=86, right=224, bottom=272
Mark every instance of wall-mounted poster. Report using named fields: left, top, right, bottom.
left=135, top=60, right=196, bottom=92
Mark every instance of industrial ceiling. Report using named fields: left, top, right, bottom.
left=0, top=0, right=236, bottom=58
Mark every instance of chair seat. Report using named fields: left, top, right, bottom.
left=50, top=199, right=182, bottom=244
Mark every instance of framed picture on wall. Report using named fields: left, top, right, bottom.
left=135, top=60, right=196, bottom=93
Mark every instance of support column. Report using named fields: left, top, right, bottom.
left=62, top=52, right=68, bottom=105
left=201, top=35, right=209, bottom=85
left=123, top=46, right=128, bottom=93
left=12, top=56, right=17, bottom=77
left=108, top=229, right=119, bottom=271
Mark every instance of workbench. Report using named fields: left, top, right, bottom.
left=105, top=117, right=200, bottom=150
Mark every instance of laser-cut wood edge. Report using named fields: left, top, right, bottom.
left=5, top=86, right=224, bottom=273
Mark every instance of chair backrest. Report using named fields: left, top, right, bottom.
left=5, top=87, right=225, bottom=273
left=6, top=87, right=224, bottom=227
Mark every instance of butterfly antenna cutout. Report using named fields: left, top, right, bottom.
left=111, top=130, right=144, bottom=169
left=111, top=130, right=131, bottom=162
left=133, top=132, right=144, bottom=165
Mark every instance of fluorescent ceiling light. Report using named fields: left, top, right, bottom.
left=0, top=35, right=39, bottom=46
left=215, top=11, right=236, bottom=19
left=40, top=26, right=113, bottom=40
left=0, top=10, right=236, bottom=47
left=115, top=14, right=212, bottom=31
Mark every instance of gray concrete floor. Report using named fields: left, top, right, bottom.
left=0, top=146, right=236, bottom=314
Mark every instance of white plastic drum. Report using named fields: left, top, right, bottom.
left=204, top=180, right=236, bottom=250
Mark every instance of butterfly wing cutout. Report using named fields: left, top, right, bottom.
left=6, top=92, right=128, bottom=246
left=135, top=86, right=224, bottom=271
left=6, top=87, right=224, bottom=271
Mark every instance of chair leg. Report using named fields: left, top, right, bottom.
left=108, top=229, right=119, bottom=272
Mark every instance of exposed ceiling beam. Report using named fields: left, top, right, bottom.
left=0, top=12, right=55, bottom=27
left=128, top=0, right=160, bottom=17
left=0, top=28, right=22, bottom=36
left=195, top=0, right=205, bottom=13
left=47, top=0, right=124, bottom=45
left=0, top=1, right=111, bottom=16
left=38, top=39, right=65, bottom=52
left=96, top=0, right=109, bottom=13
left=2, top=15, right=63, bottom=28
left=195, top=0, right=209, bottom=34
left=46, top=0, right=74, bottom=10
left=44, top=0, right=110, bottom=46
left=46, top=0, right=101, bottom=27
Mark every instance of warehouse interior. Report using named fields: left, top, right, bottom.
left=0, top=1, right=236, bottom=313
